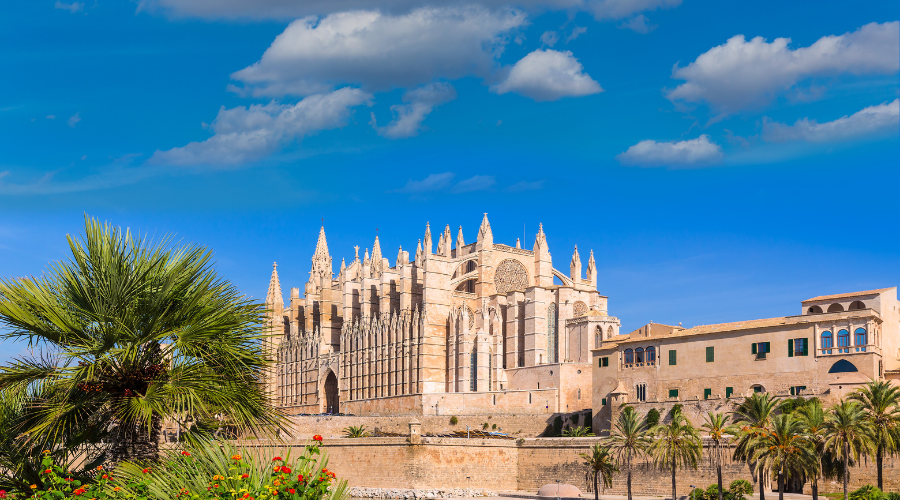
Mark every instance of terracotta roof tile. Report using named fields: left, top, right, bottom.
left=802, top=288, right=894, bottom=303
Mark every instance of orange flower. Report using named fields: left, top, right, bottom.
left=273, top=466, right=281, bottom=473
left=312, top=435, right=323, bottom=442
left=42, top=450, right=50, bottom=454
left=113, top=487, right=121, bottom=492
left=142, top=469, right=150, bottom=474
left=44, top=469, right=52, bottom=474
left=272, top=457, right=282, bottom=462
left=281, top=466, right=292, bottom=474
left=241, top=474, right=249, bottom=479
left=96, top=466, right=103, bottom=471
left=102, top=475, right=109, bottom=480
left=181, top=451, right=191, bottom=457
left=231, top=454, right=242, bottom=461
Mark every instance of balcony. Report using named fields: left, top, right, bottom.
left=818, top=344, right=877, bottom=356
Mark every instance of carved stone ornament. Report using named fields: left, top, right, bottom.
left=466, top=306, right=475, bottom=330
left=573, top=301, right=588, bottom=317
left=494, top=259, right=529, bottom=294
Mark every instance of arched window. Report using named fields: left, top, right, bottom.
left=828, top=303, right=845, bottom=313
left=838, top=329, right=850, bottom=351
left=821, top=331, right=833, bottom=352
left=547, top=304, right=558, bottom=363
left=849, top=300, right=865, bottom=310
left=855, top=328, right=867, bottom=351
left=635, top=347, right=645, bottom=364
left=828, top=359, right=859, bottom=373
left=646, top=346, right=656, bottom=364
left=607, top=325, right=614, bottom=339
left=595, top=326, right=602, bottom=348
left=624, top=348, right=634, bottom=364
left=470, top=351, right=477, bottom=392
left=807, top=305, right=823, bottom=314
left=752, top=384, right=765, bottom=394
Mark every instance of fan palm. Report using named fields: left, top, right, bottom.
left=563, top=425, right=595, bottom=437
left=702, top=412, right=731, bottom=500
left=748, top=413, right=818, bottom=500
left=603, top=406, right=651, bottom=500
left=732, top=393, right=779, bottom=500
left=580, top=443, right=618, bottom=500
left=342, top=425, right=370, bottom=438
left=821, top=400, right=875, bottom=500
left=849, top=380, right=900, bottom=490
left=0, top=216, right=287, bottom=465
left=796, top=399, right=826, bottom=500
left=648, top=406, right=702, bottom=500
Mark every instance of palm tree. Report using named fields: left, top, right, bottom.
left=0, top=217, right=287, bottom=465
left=821, top=400, right=875, bottom=500
left=580, top=443, right=618, bottom=500
left=748, top=413, right=818, bottom=500
left=702, top=412, right=731, bottom=500
left=342, top=425, right=370, bottom=438
left=796, top=399, right=826, bottom=500
left=732, top=393, right=779, bottom=500
left=849, top=380, right=900, bottom=490
left=648, top=406, right=702, bottom=500
left=604, top=406, right=651, bottom=500
left=563, top=426, right=595, bottom=437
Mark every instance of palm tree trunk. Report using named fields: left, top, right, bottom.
left=671, top=455, right=677, bottom=500
left=759, top=470, right=765, bottom=500
left=108, top=414, right=161, bottom=468
left=627, top=469, right=632, bottom=500
left=777, top=468, right=784, bottom=500
left=843, top=441, right=849, bottom=500
left=876, top=444, right=883, bottom=490
left=594, top=471, right=599, bottom=500
left=812, top=476, right=818, bottom=500
left=717, top=464, right=723, bottom=500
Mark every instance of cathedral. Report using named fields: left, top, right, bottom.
left=264, top=215, right=619, bottom=416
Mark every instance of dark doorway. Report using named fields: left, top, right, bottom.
left=324, top=371, right=339, bottom=414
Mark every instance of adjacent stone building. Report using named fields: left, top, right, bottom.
left=265, top=215, right=614, bottom=416
left=592, top=287, right=900, bottom=431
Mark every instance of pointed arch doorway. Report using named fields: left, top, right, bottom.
left=323, top=371, right=339, bottom=414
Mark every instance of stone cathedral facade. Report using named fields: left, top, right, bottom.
left=264, top=215, right=619, bottom=416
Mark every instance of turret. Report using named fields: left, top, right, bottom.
left=266, top=262, right=284, bottom=314
left=423, top=222, right=432, bottom=255
left=533, top=223, right=553, bottom=287
left=570, top=245, right=582, bottom=282
left=586, top=250, right=597, bottom=289
left=456, top=225, right=465, bottom=249
left=476, top=213, right=493, bottom=249
left=308, top=225, right=332, bottom=293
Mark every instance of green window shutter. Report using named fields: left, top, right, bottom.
left=669, top=349, right=677, bottom=366
left=602, top=398, right=607, bottom=406
left=764, top=342, right=770, bottom=353
left=668, top=389, right=679, bottom=398
left=706, top=346, right=714, bottom=362
left=725, top=387, right=733, bottom=398
left=751, top=343, right=757, bottom=354
left=704, top=388, right=711, bottom=399
left=788, top=338, right=794, bottom=357
left=802, top=338, right=808, bottom=356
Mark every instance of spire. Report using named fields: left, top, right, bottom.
left=534, top=223, right=548, bottom=253
left=423, top=222, right=432, bottom=255
left=516, top=238, right=521, bottom=249
left=266, top=262, right=283, bottom=311
left=371, top=235, right=383, bottom=277
left=396, top=246, right=404, bottom=267
left=415, top=239, right=424, bottom=267
left=442, top=224, right=452, bottom=256
left=570, top=245, right=582, bottom=281
left=456, top=225, right=465, bottom=249
left=308, top=225, right=332, bottom=292
left=477, top=213, right=493, bottom=247
left=586, top=249, right=597, bottom=289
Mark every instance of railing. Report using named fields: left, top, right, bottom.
left=818, top=344, right=876, bottom=355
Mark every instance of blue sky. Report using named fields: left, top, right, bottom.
left=1, top=0, right=898, bottom=362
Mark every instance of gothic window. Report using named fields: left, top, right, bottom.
left=488, top=349, right=493, bottom=391
left=547, top=303, right=558, bottom=364
left=607, top=325, right=614, bottom=339
left=855, top=328, right=867, bottom=351
left=595, top=326, right=601, bottom=348
left=636, top=383, right=647, bottom=402
left=624, top=348, right=634, bottom=364
left=646, top=346, right=656, bottom=363
left=573, top=301, right=588, bottom=317
left=470, top=351, right=477, bottom=392
left=821, top=331, right=833, bottom=350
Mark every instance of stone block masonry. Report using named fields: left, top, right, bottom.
left=239, top=438, right=900, bottom=495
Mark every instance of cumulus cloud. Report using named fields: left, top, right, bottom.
left=763, top=99, right=899, bottom=143
left=619, top=14, right=653, bottom=33
left=667, top=21, right=900, bottom=114
left=138, top=0, right=678, bottom=21
left=55, top=1, right=84, bottom=13
left=396, top=172, right=456, bottom=193
left=540, top=31, right=559, bottom=47
left=452, top=175, right=496, bottom=192
left=67, top=112, right=81, bottom=128
left=230, top=7, right=527, bottom=97
left=492, top=49, right=602, bottom=101
left=149, top=87, right=372, bottom=166
left=371, top=82, right=457, bottom=139
left=617, top=134, right=723, bottom=166
left=566, top=26, right=587, bottom=42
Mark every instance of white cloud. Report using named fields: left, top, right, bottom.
left=540, top=31, right=559, bottom=47
left=230, top=7, right=527, bottom=97
left=67, top=112, right=81, bottom=128
left=452, top=175, right=496, bottom=192
left=667, top=21, right=900, bottom=114
left=55, top=1, right=84, bottom=13
left=138, top=0, right=678, bottom=21
left=149, top=87, right=372, bottom=166
left=46, top=115, right=56, bottom=120
left=506, top=180, right=544, bottom=191
left=619, top=14, right=653, bottom=33
left=492, top=49, right=602, bottom=101
left=617, top=134, right=723, bottom=166
left=566, top=26, right=587, bottom=42
left=371, top=82, right=457, bottom=139
left=763, top=99, right=899, bottom=143
left=396, top=172, right=456, bottom=193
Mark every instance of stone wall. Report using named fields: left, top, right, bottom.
left=239, top=437, right=900, bottom=496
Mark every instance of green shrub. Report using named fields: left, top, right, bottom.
left=706, top=484, right=721, bottom=500
left=850, top=485, right=883, bottom=500
left=728, top=479, right=753, bottom=500
left=690, top=488, right=706, bottom=500
left=482, top=423, right=489, bottom=430
left=491, top=424, right=497, bottom=430
left=449, top=416, right=458, bottom=425
left=552, top=416, right=563, bottom=436
left=883, top=492, right=900, bottom=500
left=342, top=425, right=370, bottom=438
left=645, top=408, right=661, bottom=427
left=561, top=426, right=594, bottom=437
